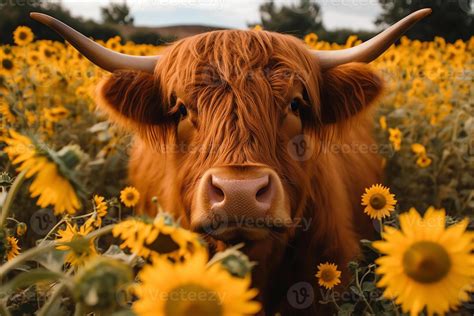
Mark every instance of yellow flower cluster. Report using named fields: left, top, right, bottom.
left=112, top=214, right=203, bottom=261
left=3, top=130, right=80, bottom=214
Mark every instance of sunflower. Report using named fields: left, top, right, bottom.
left=43, top=106, right=69, bottom=122
left=56, top=219, right=97, bottom=267
left=93, top=195, right=108, bottom=227
left=411, top=143, right=426, bottom=155
left=361, top=184, right=397, bottom=220
left=3, top=130, right=81, bottom=215
left=315, top=262, right=341, bottom=289
left=304, top=33, right=318, bottom=47
left=379, top=115, right=387, bottom=130
left=26, top=50, right=41, bottom=65
left=0, top=100, right=16, bottom=123
left=6, top=236, right=20, bottom=261
left=416, top=155, right=432, bottom=168
left=388, top=128, right=402, bottom=151
left=39, top=45, right=56, bottom=60
left=133, top=251, right=261, bottom=316
left=113, top=215, right=203, bottom=261
left=0, top=56, right=16, bottom=75
left=73, top=257, right=133, bottom=312
left=373, top=208, right=474, bottom=316
left=13, top=26, right=34, bottom=46
left=106, top=36, right=122, bottom=51
left=120, top=186, right=140, bottom=207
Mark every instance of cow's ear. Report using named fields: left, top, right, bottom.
left=319, top=63, right=383, bottom=124
left=96, top=70, right=170, bottom=128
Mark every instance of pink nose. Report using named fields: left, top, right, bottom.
left=208, top=174, right=274, bottom=217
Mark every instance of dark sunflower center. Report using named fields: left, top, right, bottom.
left=369, top=193, right=387, bottom=210
left=403, top=241, right=451, bottom=283
left=320, top=269, right=335, bottom=282
left=165, top=284, right=223, bottom=316
left=126, top=192, right=135, bottom=201
left=146, top=233, right=180, bottom=254
left=2, top=59, right=13, bottom=70
left=19, top=32, right=27, bottom=40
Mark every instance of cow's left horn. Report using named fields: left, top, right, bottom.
left=314, top=8, right=432, bottom=70
left=30, top=12, right=159, bottom=73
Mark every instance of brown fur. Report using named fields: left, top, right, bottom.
left=97, top=30, right=383, bottom=315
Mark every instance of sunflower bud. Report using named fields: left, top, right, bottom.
left=0, top=172, right=13, bottom=186
left=57, top=145, right=85, bottom=170
left=73, top=257, right=133, bottom=313
left=208, top=244, right=256, bottom=278
left=348, top=261, right=359, bottom=272
left=16, top=222, right=27, bottom=236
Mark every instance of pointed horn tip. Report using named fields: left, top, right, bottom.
left=30, top=12, right=53, bottom=24
left=414, top=8, right=432, bottom=18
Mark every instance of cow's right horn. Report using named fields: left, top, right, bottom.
left=314, top=8, right=432, bottom=71
left=30, top=12, right=159, bottom=73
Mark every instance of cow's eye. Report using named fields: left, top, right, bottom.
left=290, top=99, right=300, bottom=112
left=179, top=104, right=188, bottom=117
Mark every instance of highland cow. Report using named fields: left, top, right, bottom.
left=32, top=9, right=431, bottom=315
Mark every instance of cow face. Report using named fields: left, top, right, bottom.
left=96, top=31, right=383, bottom=247
left=30, top=9, right=430, bottom=251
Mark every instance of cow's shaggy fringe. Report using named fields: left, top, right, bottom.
left=97, top=30, right=383, bottom=314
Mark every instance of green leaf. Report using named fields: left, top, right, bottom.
left=338, top=303, right=355, bottom=316
left=0, top=268, right=64, bottom=293
left=362, top=282, right=376, bottom=292
left=360, top=239, right=378, bottom=253
left=350, top=285, right=361, bottom=296
left=111, top=309, right=137, bottom=316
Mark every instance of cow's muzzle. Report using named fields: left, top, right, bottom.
left=192, top=165, right=291, bottom=242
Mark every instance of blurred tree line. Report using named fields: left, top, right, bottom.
left=0, top=0, right=172, bottom=45
left=376, top=0, right=472, bottom=42
left=0, top=1, right=119, bottom=44
left=253, top=0, right=473, bottom=43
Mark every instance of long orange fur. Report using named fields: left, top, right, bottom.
left=97, top=30, right=383, bottom=315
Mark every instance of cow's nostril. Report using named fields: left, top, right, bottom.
left=256, top=177, right=272, bottom=203
left=208, top=177, right=225, bottom=204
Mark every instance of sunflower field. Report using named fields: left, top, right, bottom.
left=0, top=25, right=473, bottom=316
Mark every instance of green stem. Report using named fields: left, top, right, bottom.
left=38, top=211, right=96, bottom=246
left=37, top=218, right=67, bottom=246
left=355, top=268, right=375, bottom=315
left=5, top=218, right=20, bottom=224
left=329, top=290, right=341, bottom=311
left=72, top=211, right=95, bottom=220
left=0, top=170, right=27, bottom=228
left=36, top=282, right=68, bottom=316
left=378, top=218, right=384, bottom=238
left=0, top=303, right=11, bottom=316
left=392, top=300, right=401, bottom=316
left=0, top=225, right=114, bottom=278
left=73, top=303, right=84, bottom=316
left=0, top=243, right=56, bottom=279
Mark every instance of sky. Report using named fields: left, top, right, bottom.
left=58, top=0, right=383, bottom=31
